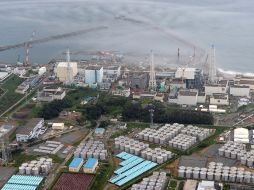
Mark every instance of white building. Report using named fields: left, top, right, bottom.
left=38, top=67, right=46, bottom=76
left=16, top=118, right=45, bottom=142
left=83, top=158, right=98, bottom=173
left=177, top=90, right=198, bottom=106
left=230, top=85, right=250, bottom=97
left=56, top=62, right=78, bottom=82
left=197, top=92, right=206, bottom=104
left=234, top=128, right=249, bottom=143
left=205, top=80, right=229, bottom=95
left=210, top=93, right=229, bottom=106
left=85, top=66, right=103, bottom=86
left=52, top=123, right=65, bottom=130
left=103, top=65, right=121, bottom=78
left=197, top=180, right=215, bottom=190
left=111, top=86, right=130, bottom=97
left=175, top=68, right=196, bottom=79
left=234, top=76, right=254, bottom=91
left=37, top=87, right=66, bottom=102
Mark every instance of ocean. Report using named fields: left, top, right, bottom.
left=0, top=0, right=254, bottom=74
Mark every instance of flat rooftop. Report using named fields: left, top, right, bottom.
left=85, top=65, right=103, bottom=70
left=16, top=118, right=43, bottom=135
left=179, top=90, right=197, bottom=96
left=84, top=158, right=98, bottom=169
left=69, top=157, right=83, bottom=168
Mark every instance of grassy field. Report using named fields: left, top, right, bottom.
left=0, top=74, right=25, bottom=115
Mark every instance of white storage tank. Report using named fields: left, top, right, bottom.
left=19, top=166, right=25, bottom=174
left=186, top=170, right=192, bottom=179
left=178, top=169, right=185, bottom=178
left=32, top=167, right=39, bottom=175
left=25, top=167, right=31, bottom=175
left=207, top=172, right=214, bottom=180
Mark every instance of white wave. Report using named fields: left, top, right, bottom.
left=218, top=68, right=254, bottom=77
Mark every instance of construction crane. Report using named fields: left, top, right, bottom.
left=23, top=30, right=36, bottom=66
left=0, top=26, right=108, bottom=52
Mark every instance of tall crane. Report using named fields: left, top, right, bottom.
left=23, top=30, right=36, bottom=66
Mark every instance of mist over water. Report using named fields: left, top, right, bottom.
left=0, top=0, right=254, bottom=73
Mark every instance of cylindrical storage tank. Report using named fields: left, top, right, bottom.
left=200, top=171, right=206, bottom=179
left=225, top=150, right=231, bottom=158
left=193, top=171, right=199, bottom=179
left=99, top=153, right=106, bottom=160
left=130, top=147, right=135, bottom=154
left=119, top=143, right=125, bottom=151
left=147, top=152, right=152, bottom=161
left=152, top=155, right=157, bottom=162
left=231, top=151, right=237, bottom=159
left=222, top=173, right=229, bottom=181
left=237, top=174, right=244, bottom=183
left=144, top=133, right=149, bottom=141
left=138, top=132, right=144, bottom=140
left=214, top=173, right=221, bottom=181
left=154, top=136, right=160, bottom=144
left=19, top=166, right=25, bottom=174
left=31, top=160, right=37, bottom=165
left=46, top=158, right=53, bottom=166
left=40, top=157, right=46, bottom=162
left=247, top=158, right=254, bottom=167
left=218, top=148, right=225, bottom=156
left=41, top=164, right=49, bottom=174
left=115, top=141, right=120, bottom=149
left=241, top=156, right=247, bottom=165
left=22, top=163, right=28, bottom=167
left=87, top=151, right=93, bottom=158
left=44, top=161, right=51, bottom=169
left=124, top=145, right=130, bottom=152
left=148, top=135, right=154, bottom=142
left=229, top=174, right=236, bottom=182
left=178, top=169, right=185, bottom=178
left=186, top=170, right=192, bottom=179
left=157, top=156, right=164, bottom=164
left=179, top=166, right=186, bottom=170
left=244, top=172, right=251, bottom=183
left=32, top=167, right=39, bottom=175
left=25, top=167, right=31, bottom=175
left=207, top=172, right=214, bottom=180
left=134, top=148, right=140, bottom=156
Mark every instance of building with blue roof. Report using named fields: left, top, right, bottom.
left=83, top=158, right=98, bottom=173
left=69, top=157, right=84, bottom=172
left=95, top=128, right=105, bottom=136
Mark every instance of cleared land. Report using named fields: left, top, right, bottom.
left=53, top=173, right=94, bottom=190
left=0, top=74, right=24, bottom=115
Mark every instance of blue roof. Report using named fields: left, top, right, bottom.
left=2, top=175, right=44, bottom=190
left=109, top=153, right=158, bottom=187
left=84, top=158, right=98, bottom=169
left=95, top=128, right=105, bottom=133
left=69, top=157, right=83, bottom=168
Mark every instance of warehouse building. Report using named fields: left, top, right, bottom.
left=69, top=157, right=84, bottom=172
left=52, top=123, right=65, bottom=130
left=83, top=158, right=98, bottom=173
left=230, top=85, right=250, bottom=97
left=197, top=180, right=215, bottom=190
left=56, top=61, right=78, bottom=82
left=16, top=118, right=45, bottom=142
left=85, top=66, right=103, bottom=86
left=209, top=93, right=229, bottom=105
left=37, top=86, right=66, bottom=102
left=234, top=128, right=249, bottom=143
left=177, top=90, right=198, bottom=106
left=205, top=80, right=229, bottom=95
left=175, top=68, right=203, bottom=89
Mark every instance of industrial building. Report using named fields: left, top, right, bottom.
left=234, top=76, right=254, bottom=91
left=94, top=128, right=105, bottom=136
left=177, top=90, right=198, bottom=106
left=175, top=68, right=203, bottom=89
left=83, top=158, right=98, bottom=173
left=52, top=123, right=65, bottom=130
left=129, top=72, right=149, bottom=89
left=84, top=65, right=103, bottom=86
left=0, top=72, right=10, bottom=81
left=111, top=86, right=131, bottom=97
left=205, top=80, right=229, bottom=95
left=209, top=93, right=229, bottom=105
left=16, top=118, right=45, bottom=142
left=56, top=61, right=78, bottom=82
left=69, top=157, right=84, bottom=172
left=234, top=128, right=249, bottom=143
left=33, top=140, right=64, bottom=155
left=197, top=180, right=215, bottom=190
left=230, top=85, right=250, bottom=97
left=37, top=86, right=66, bottom=102
left=109, top=152, right=158, bottom=187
